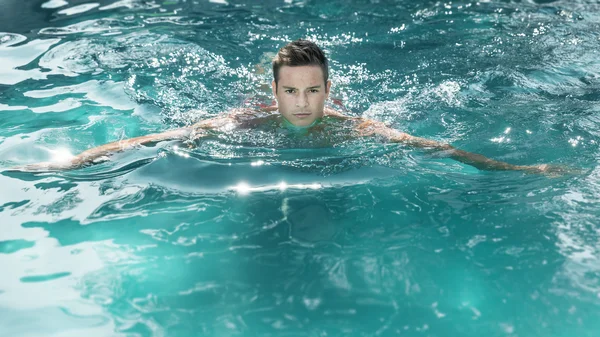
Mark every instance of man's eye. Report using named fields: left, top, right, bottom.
left=310, top=89, right=319, bottom=93
left=285, top=89, right=294, bottom=94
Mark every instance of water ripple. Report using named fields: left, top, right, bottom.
left=0, top=32, right=26, bottom=47
left=39, top=18, right=144, bottom=35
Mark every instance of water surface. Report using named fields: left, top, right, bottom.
left=1, top=0, right=600, bottom=336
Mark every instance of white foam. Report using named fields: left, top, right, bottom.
left=41, top=0, right=68, bottom=9
left=57, top=3, right=100, bottom=16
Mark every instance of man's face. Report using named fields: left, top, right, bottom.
left=272, top=65, right=331, bottom=127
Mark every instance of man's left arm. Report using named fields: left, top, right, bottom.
left=355, top=119, right=565, bottom=174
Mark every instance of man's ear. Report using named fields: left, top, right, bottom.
left=271, top=80, right=277, bottom=98
left=326, top=80, right=332, bottom=97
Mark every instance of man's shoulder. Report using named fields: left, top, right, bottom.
left=190, top=108, right=278, bottom=132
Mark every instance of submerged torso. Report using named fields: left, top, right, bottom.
left=199, top=109, right=363, bottom=149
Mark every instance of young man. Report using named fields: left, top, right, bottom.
left=14, top=39, right=559, bottom=174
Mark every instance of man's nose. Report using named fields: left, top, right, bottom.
left=296, top=93, right=309, bottom=107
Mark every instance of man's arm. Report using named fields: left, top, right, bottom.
left=12, top=127, right=195, bottom=172
left=9, top=111, right=247, bottom=172
left=355, top=119, right=562, bottom=174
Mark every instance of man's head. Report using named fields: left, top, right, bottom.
left=272, top=39, right=331, bottom=127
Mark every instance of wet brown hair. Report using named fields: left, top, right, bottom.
left=272, top=39, right=329, bottom=92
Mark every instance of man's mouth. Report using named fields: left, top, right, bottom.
left=294, top=113, right=311, bottom=119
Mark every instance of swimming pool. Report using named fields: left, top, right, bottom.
left=1, top=0, right=600, bottom=335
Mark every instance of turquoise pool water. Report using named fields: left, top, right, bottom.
left=1, top=0, right=600, bottom=336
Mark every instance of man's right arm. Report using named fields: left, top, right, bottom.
left=14, top=113, right=230, bottom=172
left=11, top=126, right=196, bottom=172
left=9, top=108, right=271, bottom=172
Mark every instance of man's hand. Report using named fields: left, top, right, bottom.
left=519, top=164, right=581, bottom=177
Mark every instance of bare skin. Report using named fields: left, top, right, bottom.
left=8, top=65, right=566, bottom=175
left=9, top=107, right=342, bottom=171
left=354, top=119, right=563, bottom=173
